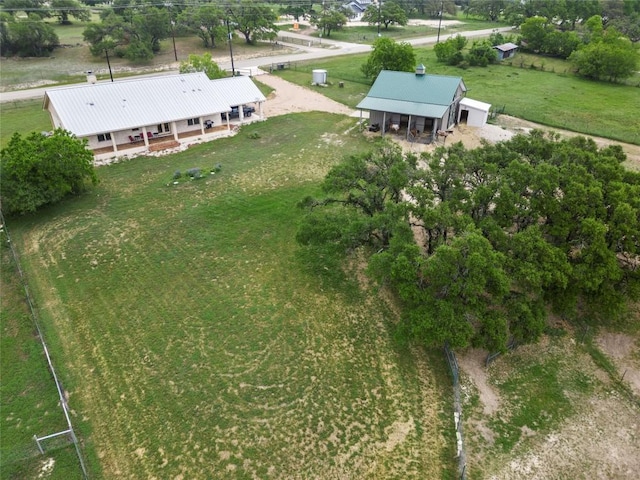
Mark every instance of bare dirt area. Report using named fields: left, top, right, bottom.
left=458, top=337, right=640, bottom=479
left=597, top=331, right=640, bottom=396
left=256, top=72, right=355, bottom=117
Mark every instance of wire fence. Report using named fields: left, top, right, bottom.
left=444, top=342, right=467, bottom=480
left=485, top=337, right=518, bottom=367
left=1, top=211, right=89, bottom=479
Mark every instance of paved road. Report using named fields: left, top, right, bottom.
left=0, top=27, right=512, bottom=103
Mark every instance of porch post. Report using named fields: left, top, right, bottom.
left=259, top=102, right=263, bottom=119
left=407, top=115, right=412, bottom=140
left=172, top=122, right=178, bottom=141
left=110, top=132, right=118, bottom=152
left=382, top=112, right=386, bottom=137
left=142, top=126, right=149, bottom=148
left=239, top=106, right=244, bottom=123
left=199, top=117, right=205, bottom=135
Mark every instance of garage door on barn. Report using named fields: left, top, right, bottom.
left=458, top=98, right=492, bottom=128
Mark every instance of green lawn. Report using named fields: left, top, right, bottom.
left=1, top=231, right=84, bottom=479
left=0, top=100, right=52, bottom=148
left=271, top=48, right=640, bottom=145
left=7, top=113, right=455, bottom=479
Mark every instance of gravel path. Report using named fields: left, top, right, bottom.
left=255, top=71, right=355, bottom=117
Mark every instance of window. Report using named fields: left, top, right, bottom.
left=97, top=133, right=112, bottom=142
left=157, top=123, right=170, bottom=133
left=187, top=118, right=200, bottom=126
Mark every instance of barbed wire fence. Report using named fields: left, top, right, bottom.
left=1, top=211, right=89, bottom=479
left=444, top=342, right=467, bottom=480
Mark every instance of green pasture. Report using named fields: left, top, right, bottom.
left=0, top=231, right=84, bottom=479
left=0, top=100, right=51, bottom=147
left=272, top=48, right=640, bottom=145
left=7, top=113, right=455, bottom=479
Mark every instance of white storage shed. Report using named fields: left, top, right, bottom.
left=458, top=97, right=491, bottom=128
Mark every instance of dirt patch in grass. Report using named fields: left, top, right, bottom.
left=597, top=332, right=640, bottom=396
left=458, top=349, right=501, bottom=415
left=460, top=336, right=640, bottom=479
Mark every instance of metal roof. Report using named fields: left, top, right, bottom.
left=460, top=97, right=491, bottom=112
left=44, top=73, right=262, bottom=137
left=210, top=76, right=266, bottom=107
left=357, top=97, right=448, bottom=118
left=494, top=42, right=518, bottom=52
left=356, top=70, right=465, bottom=117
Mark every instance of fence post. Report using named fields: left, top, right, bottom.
left=34, top=435, right=44, bottom=455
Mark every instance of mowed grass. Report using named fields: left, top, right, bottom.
left=272, top=48, right=640, bottom=145
left=0, top=100, right=52, bottom=147
left=0, top=231, right=83, bottom=479
left=8, top=113, right=454, bottom=479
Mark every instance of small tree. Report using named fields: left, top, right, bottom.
left=50, top=0, right=91, bottom=24
left=0, top=130, right=97, bottom=216
left=310, top=8, right=348, bottom=38
left=569, top=27, right=639, bottom=82
left=466, top=40, right=498, bottom=66
left=231, top=1, right=278, bottom=44
left=6, top=15, right=58, bottom=56
left=434, top=34, right=467, bottom=65
left=361, top=37, right=416, bottom=81
left=362, top=1, right=408, bottom=30
left=179, top=53, right=226, bottom=79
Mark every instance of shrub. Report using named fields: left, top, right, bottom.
left=173, top=170, right=182, bottom=180
left=186, top=168, right=202, bottom=179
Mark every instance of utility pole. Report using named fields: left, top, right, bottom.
left=436, top=0, right=444, bottom=43
left=166, top=2, right=178, bottom=61
left=104, top=49, right=114, bottom=82
left=226, top=16, right=235, bottom=76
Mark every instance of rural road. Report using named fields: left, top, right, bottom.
left=0, top=26, right=513, bottom=103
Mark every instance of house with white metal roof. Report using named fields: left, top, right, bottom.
left=356, top=66, right=467, bottom=142
left=43, top=72, right=266, bottom=159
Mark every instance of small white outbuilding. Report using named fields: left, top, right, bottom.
left=458, top=97, right=492, bottom=128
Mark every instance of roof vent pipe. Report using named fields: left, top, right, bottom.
left=415, top=64, right=426, bottom=76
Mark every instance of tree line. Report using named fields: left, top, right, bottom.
left=297, top=134, right=640, bottom=351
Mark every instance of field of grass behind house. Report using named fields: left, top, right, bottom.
left=8, top=113, right=455, bottom=479
left=271, top=49, right=640, bottom=145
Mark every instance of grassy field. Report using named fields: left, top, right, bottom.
left=6, top=113, right=456, bottom=479
left=271, top=48, right=640, bottom=145
left=0, top=230, right=84, bottom=479
left=294, top=17, right=504, bottom=44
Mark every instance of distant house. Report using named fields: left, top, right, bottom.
left=494, top=42, right=518, bottom=60
left=43, top=73, right=266, bottom=160
left=356, top=66, right=467, bottom=141
left=342, top=0, right=372, bottom=20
